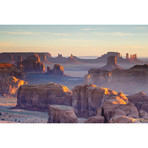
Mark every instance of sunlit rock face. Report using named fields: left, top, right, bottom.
left=0, top=63, right=25, bottom=80
left=72, top=84, right=127, bottom=117
left=0, top=76, right=27, bottom=96
left=109, top=115, right=140, bottom=123
left=47, top=64, right=64, bottom=76
left=127, top=92, right=148, bottom=112
left=17, top=82, right=72, bottom=111
left=84, top=115, right=105, bottom=123
left=18, top=54, right=45, bottom=72
left=48, top=105, right=78, bottom=123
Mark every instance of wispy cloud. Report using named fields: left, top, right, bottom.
left=133, top=27, right=148, bottom=30
left=80, top=28, right=108, bottom=31
left=92, top=32, right=134, bottom=37
left=0, top=31, right=69, bottom=36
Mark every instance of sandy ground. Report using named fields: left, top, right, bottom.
left=0, top=97, right=87, bottom=123
left=0, top=97, right=48, bottom=123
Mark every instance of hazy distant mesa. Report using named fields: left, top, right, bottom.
left=0, top=51, right=142, bottom=64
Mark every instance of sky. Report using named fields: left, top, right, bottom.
left=0, top=25, right=148, bottom=57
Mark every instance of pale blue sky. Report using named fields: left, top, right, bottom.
left=0, top=25, right=148, bottom=57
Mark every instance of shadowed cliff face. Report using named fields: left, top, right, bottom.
left=17, top=82, right=72, bottom=111
left=100, top=56, right=122, bottom=71
left=85, top=63, right=148, bottom=95
left=18, top=55, right=45, bottom=72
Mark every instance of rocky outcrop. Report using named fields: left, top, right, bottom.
left=100, top=56, right=122, bottom=71
left=72, top=84, right=127, bottom=117
left=48, top=105, right=78, bottom=123
left=0, top=76, right=27, bottom=96
left=0, top=52, right=51, bottom=64
left=18, top=54, right=45, bottom=72
left=17, top=82, right=72, bottom=111
left=127, top=92, right=148, bottom=112
left=109, top=115, right=140, bottom=123
left=0, top=63, right=25, bottom=80
left=85, top=115, right=105, bottom=123
left=0, top=63, right=26, bottom=96
left=47, top=64, right=64, bottom=76
left=85, top=64, right=148, bottom=86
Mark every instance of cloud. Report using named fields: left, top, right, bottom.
left=92, top=32, right=134, bottom=37
left=80, top=28, right=108, bottom=31
left=0, top=31, right=69, bottom=36
left=133, top=27, right=148, bottom=30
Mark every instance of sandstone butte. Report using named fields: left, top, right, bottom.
left=17, top=54, right=45, bottom=72
left=16, top=82, right=148, bottom=123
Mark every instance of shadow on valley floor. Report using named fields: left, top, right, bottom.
left=26, top=73, right=83, bottom=90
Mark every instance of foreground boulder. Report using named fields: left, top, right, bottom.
left=17, top=82, right=72, bottom=111
left=109, top=115, right=140, bottom=123
left=72, top=84, right=127, bottom=117
left=85, top=115, right=104, bottom=123
left=0, top=76, right=27, bottom=96
left=127, top=92, right=148, bottom=112
left=48, top=105, right=78, bottom=123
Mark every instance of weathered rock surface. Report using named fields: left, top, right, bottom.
left=17, top=82, right=72, bottom=111
left=47, top=64, right=64, bottom=76
left=48, top=105, right=78, bottom=123
left=100, top=56, right=122, bottom=71
left=109, top=115, right=140, bottom=123
left=0, top=52, right=51, bottom=64
left=127, top=92, right=148, bottom=112
left=0, top=63, right=25, bottom=80
left=18, top=54, right=45, bottom=72
left=0, top=76, right=27, bottom=96
left=72, top=84, right=127, bottom=117
left=85, top=64, right=148, bottom=86
left=85, top=115, right=105, bottom=123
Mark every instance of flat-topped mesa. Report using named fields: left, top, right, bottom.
left=18, top=54, right=45, bottom=72
left=130, top=64, right=148, bottom=70
left=16, top=82, right=72, bottom=111
left=47, top=64, right=64, bottom=76
left=85, top=63, right=148, bottom=86
left=100, top=56, right=122, bottom=71
left=0, top=76, right=27, bottom=96
left=48, top=105, right=78, bottom=123
left=0, top=52, right=51, bottom=64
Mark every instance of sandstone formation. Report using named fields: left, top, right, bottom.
left=18, top=54, right=45, bottom=72
left=0, top=52, right=51, bottom=64
left=85, top=115, right=105, bottom=123
left=109, top=115, right=140, bottom=123
left=17, top=82, right=72, bottom=111
left=0, top=63, right=25, bottom=80
left=100, top=56, right=122, bottom=71
left=47, top=64, right=64, bottom=76
left=0, top=76, right=27, bottom=96
left=127, top=92, right=148, bottom=112
left=72, top=84, right=128, bottom=117
left=85, top=64, right=148, bottom=85
left=0, top=63, right=26, bottom=96
left=48, top=105, right=78, bottom=123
